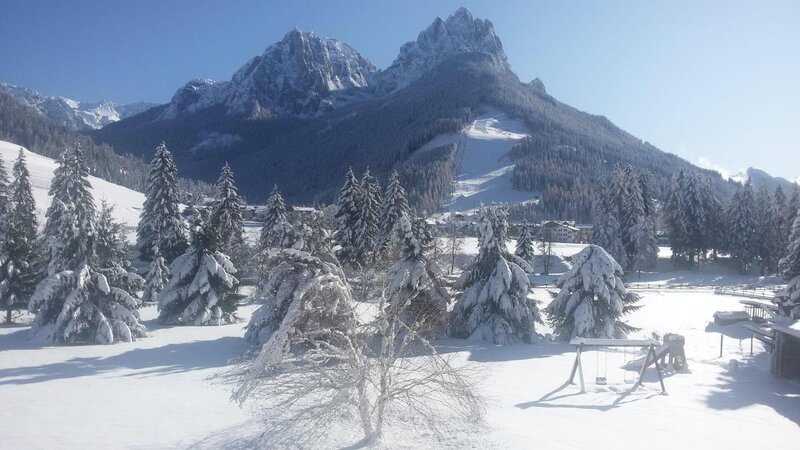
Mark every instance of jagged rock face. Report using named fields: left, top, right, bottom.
left=379, top=7, right=509, bottom=92
left=0, top=82, right=155, bottom=130
left=161, top=30, right=375, bottom=120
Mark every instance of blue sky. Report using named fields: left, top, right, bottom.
left=1, top=0, right=798, bottom=182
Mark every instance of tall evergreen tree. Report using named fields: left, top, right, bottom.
left=386, top=214, right=450, bottom=334
left=622, top=171, right=658, bottom=272
left=43, top=144, right=96, bottom=274
left=782, top=184, right=800, bottom=242
left=28, top=144, right=146, bottom=344
left=726, top=180, right=759, bottom=273
left=664, top=170, right=689, bottom=261
left=354, top=169, right=381, bottom=264
left=137, top=142, right=187, bottom=262
left=591, top=192, right=628, bottom=268
left=0, top=149, right=38, bottom=322
left=451, top=206, right=541, bottom=344
left=157, top=211, right=239, bottom=325
left=547, top=245, right=640, bottom=339
left=334, top=168, right=363, bottom=266
left=755, top=186, right=782, bottom=274
left=260, top=185, right=288, bottom=249
left=0, top=156, right=15, bottom=322
left=777, top=209, right=800, bottom=319
left=142, top=234, right=169, bottom=304
left=210, top=163, right=246, bottom=261
left=380, top=170, right=410, bottom=249
left=514, top=221, right=535, bottom=266
left=94, top=201, right=130, bottom=269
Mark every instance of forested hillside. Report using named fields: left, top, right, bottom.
left=0, top=93, right=214, bottom=200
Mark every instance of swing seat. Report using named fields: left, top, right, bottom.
left=595, top=376, right=607, bottom=385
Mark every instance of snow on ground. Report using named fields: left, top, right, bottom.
left=416, top=108, right=537, bottom=214
left=2, top=291, right=798, bottom=449
left=0, top=140, right=145, bottom=241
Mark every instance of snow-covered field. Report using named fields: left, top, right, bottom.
left=0, top=140, right=145, bottom=241
left=2, top=290, right=798, bottom=449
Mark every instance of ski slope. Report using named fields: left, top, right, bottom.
left=0, top=140, right=145, bottom=240
left=418, top=108, right=538, bottom=213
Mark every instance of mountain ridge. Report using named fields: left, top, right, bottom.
left=0, top=82, right=155, bottom=130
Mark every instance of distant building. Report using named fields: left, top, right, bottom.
left=540, top=220, right=581, bottom=243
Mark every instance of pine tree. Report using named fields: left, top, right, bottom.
left=28, top=144, right=146, bottom=345
left=142, top=234, right=169, bottom=304
left=354, top=169, right=382, bottom=264
left=210, top=163, right=246, bottom=264
left=379, top=170, right=410, bottom=249
left=450, top=206, right=541, bottom=344
left=622, top=171, right=657, bottom=272
left=664, top=171, right=689, bottom=261
left=137, top=142, right=187, bottom=262
left=777, top=209, right=800, bottom=319
left=755, top=186, right=782, bottom=274
left=0, top=156, right=15, bottom=321
left=591, top=191, right=628, bottom=268
left=726, top=180, right=759, bottom=273
left=43, top=144, right=96, bottom=274
left=245, top=248, right=352, bottom=345
left=157, top=211, right=239, bottom=325
left=0, top=149, right=38, bottom=322
left=334, top=168, right=363, bottom=266
left=95, top=201, right=130, bottom=269
left=782, top=184, right=800, bottom=242
left=514, top=221, right=535, bottom=266
left=259, top=185, right=288, bottom=249
left=546, top=245, right=640, bottom=339
left=386, top=214, right=450, bottom=333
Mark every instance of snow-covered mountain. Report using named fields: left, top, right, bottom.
left=379, top=7, right=509, bottom=92
left=0, top=82, right=155, bottom=131
left=160, top=29, right=376, bottom=120
left=730, top=167, right=796, bottom=193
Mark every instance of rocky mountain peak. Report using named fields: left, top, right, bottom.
left=161, top=29, right=375, bottom=120
left=380, top=7, right=509, bottom=91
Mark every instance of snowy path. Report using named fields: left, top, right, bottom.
left=0, top=140, right=145, bottom=241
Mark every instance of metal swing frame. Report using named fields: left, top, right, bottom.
left=567, top=337, right=668, bottom=394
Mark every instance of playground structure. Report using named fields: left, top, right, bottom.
left=566, top=338, right=682, bottom=395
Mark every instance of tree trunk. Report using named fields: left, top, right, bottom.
left=5, top=307, right=11, bottom=324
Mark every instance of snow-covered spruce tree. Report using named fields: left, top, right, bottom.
left=210, top=163, right=245, bottom=256
left=783, top=185, right=800, bottom=239
left=1, top=149, right=39, bottom=322
left=591, top=191, right=628, bottom=268
left=334, top=167, right=363, bottom=266
left=43, top=145, right=96, bottom=275
left=663, top=171, right=689, bottom=262
left=141, top=234, right=169, bottom=304
left=0, top=157, right=15, bottom=321
left=622, top=176, right=658, bottom=273
left=726, top=180, right=759, bottom=273
left=514, top=221, right=535, bottom=266
left=379, top=170, right=410, bottom=250
left=450, top=206, right=540, bottom=344
left=137, top=142, right=187, bottom=262
left=547, top=245, right=640, bottom=339
left=776, top=208, right=800, bottom=319
left=157, top=211, right=239, bottom=325
left=385, top=214, right=450, bottom=334
left=244, top=248, right=352, bottom=345
left=354, top=169, right=381, bottom=265
left=292, top=210, right=333, bottom=255
left=95, top=201, right=130, bottom=269
left=259, top=185, right=288, bottom=249
left=28, top=144, right=146, bottom=344
left=755, top=186, right=782, bottom=274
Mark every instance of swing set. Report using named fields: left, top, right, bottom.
left=567, top=338, right=669, bottom=394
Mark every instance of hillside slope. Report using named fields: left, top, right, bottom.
left=0, top=140, right=145, bottom=240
